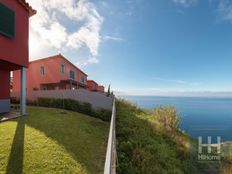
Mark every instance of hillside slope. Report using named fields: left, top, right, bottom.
left=116, top=99, right=197, bottom=174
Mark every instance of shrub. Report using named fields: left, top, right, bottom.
left=51, top=98, right=64, bottom=108
left=11, top=97, right=112, bottom=120
left=37, top=98, right=53, bottom=107
left=97, top=109, right=112, bottom=121
left=80, top=102, right=92, bottom=115
left=64, top=99, right=79, bottom=111
left=27, top=99, right=38, bottom=106
left=116, top=100, right=193, bottom=174
left=36, top=97, right=111, bottom=121
left=10, top=97, right=20, bottom=104
left=152, top=106, right=180, bottom=133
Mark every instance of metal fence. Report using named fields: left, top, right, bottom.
left=104, top=98, right=117, bottom=174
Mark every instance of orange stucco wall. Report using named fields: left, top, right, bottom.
left=13, top=55, right=88, bottom=92
left=97, top=86, right=105, bottom=93
left=87, top=80, right=98, bottom=91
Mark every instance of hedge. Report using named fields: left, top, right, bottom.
left=11, top=97, right=112, bottom=121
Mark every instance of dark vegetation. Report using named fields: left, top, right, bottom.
left=116, top=99, right=193, bottom=173
left=116, top=99, right=232, bottom=173
left=116, top=99, right=218, bottom=173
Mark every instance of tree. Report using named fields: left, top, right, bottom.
left=106, top=84, right=111, bottom=97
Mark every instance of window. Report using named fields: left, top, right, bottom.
left=40, top=66, right=45, bottom=75
left=61, top=64, right=65, bottom=74
left=81, top=77, right=85, bottom=83
left=0, top=2, right=15, bottom=38
left=70, top=70, right=75, bottom=80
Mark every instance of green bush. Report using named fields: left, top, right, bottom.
left=116, top=99, right=195, bottom=174
left=10, top=97, right=20, bottom=104
left=97, top=109, right=112, bottom=121
left=64, top=99, right=80, bottom=111
left=11, top=97, right=112, bottom=121
left=38, top=98, right=52, bottom=107
left=26, top=100, right=38, bottom=106
left=11, top=97, right=37, bottom=106
left=52, top=98, right=64, bottom=108
left=36, top=97, right=111, bottom=121
left=152, top=106, right=180, bottom=133
left=80, top=102, right=92, bottom=115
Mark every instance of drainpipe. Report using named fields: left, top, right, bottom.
left=20, top=67, right=26, bottom=115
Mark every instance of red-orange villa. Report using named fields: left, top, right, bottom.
left=13, top=54, right=89, bottom=91
left=0, top=0, right=36, bottom=114
left=97, top=85, right=105, bottom=93
left=87, top=80, right=105, bottom=93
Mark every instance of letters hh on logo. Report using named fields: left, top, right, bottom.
left=198, top=136, right=221, bottom=154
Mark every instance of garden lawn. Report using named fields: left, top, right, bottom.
left=0, top=107, right=109, bottom=174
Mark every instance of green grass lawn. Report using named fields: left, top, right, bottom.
left=0, top=107, right=109, bottom=174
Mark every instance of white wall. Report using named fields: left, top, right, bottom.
left=11, top=89, right=113, bottom=110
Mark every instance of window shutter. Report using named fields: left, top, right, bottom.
left=0, top=2, right=15, bottom=38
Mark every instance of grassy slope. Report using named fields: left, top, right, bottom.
left=116, top=100, right=232, bottom=174
left=116, top=100, right=197, bottom=174
left=0, top=107, right=109, bottom=174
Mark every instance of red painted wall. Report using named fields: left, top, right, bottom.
left=0, top=70, right=10, bottom=99
left=13, top=55, right=88, bottom=91
left=0, top=0, right=29, bottom=67
left=87, top=80, right=98, bottom=91
left=12, top=69, right=20, bottom=92
left=97, top=86, right=105, bottom=93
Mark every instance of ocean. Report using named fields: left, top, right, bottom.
left=121, top=96, right=232, bottom=142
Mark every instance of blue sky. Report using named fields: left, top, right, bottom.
left=27, top=0, right=232, bottom=96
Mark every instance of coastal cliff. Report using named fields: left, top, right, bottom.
left=116, top=99, right=232, bottom=174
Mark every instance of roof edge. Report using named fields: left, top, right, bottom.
left=29, top=54, right=88, bottom=76
left=87, top=80, right=98, bottom=84
left=17, top=0, right=36, bottom=17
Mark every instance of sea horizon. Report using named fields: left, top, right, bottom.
left=119, top=95, right=232, bottom=99
left=120, top=95, right=232, bottom=143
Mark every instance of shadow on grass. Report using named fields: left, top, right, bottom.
left=15, top=108, right=107, bottom=173
left=6, top=118, right=25, bottom=174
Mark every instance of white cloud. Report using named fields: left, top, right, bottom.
left=173, top=0, right=198, bottom=7
left=103, top=35, right=125, bottom=42
left=27, top=0, right=103, bottom=66
left=217, top=0, right=232, bottom=22
left=75, top=57, right=99, bottom=68
left=113, top=87, right=178, bottom=96
left=113, top=87, right=232, bottom=97
left=153, top=77, right=200, bottom=86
